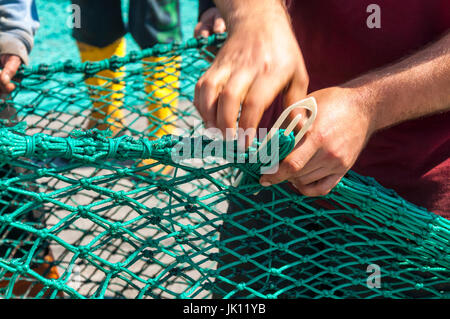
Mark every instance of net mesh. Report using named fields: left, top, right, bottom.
left=0, top=35, right=449, bottom=299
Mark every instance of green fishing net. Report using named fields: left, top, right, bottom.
left=0, top=35, right=448, bottom=299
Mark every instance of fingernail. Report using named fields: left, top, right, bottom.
left=260, top=181, right=271, bottom=187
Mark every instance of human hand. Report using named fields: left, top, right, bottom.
left=194, top=7, right=226, bottom=38
left=260, top=87, right=376, bottom=196
left=194, top=3, right=309, bottom=146
left=0, top=54, right=21, bottom=94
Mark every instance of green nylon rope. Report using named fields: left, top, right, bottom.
left=0, top=35, right=448, bottom=299
left=16, top=34, right=227, bottom=78
left=0, top=123, right=294, bottom=172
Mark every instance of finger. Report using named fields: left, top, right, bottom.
left=0, top=73, right=15, bottom=93
left=0, top=71, right=7, bottom=93
left=200, top=29, right=211, bottom=38
left=194, top=65, right=230, bottom=128
left=281, top=63, right=310, bottom=132
left=194, top=22, right=212, bottom=37
left=293, top=174, right=342, bottom=197
left=292, top=150, right=327, bottom=177
left=260, top=136, right=318, bottom=186
left=290, top=166, right=330, bottom=185
left=280, top=78, right=311, bottom=140
left=194, top=74, right=219, bottom=128
left=238, top=76, right=288, bottom=148
left=1, top=76, right=15, bottom=93
left=283, top=69, right=308, bottom=108
left=2, top=56, right=21, bottom=79
left=213, top=16, right=226, bottom=34
left=216, top=71, right=254, bottom=139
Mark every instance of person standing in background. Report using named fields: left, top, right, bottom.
left=71, top=0, right=182, bottom=174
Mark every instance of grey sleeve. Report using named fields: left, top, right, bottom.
left=0, top=0, right=40, bottom=65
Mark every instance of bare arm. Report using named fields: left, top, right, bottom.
left=350, top=32, right=450, bottom=133
left=194, top=0, right=308, bottom=146
left=261, top=32, right=450, bottom=196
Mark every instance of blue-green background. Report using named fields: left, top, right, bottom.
left=30, top=0, right=199, bottom=65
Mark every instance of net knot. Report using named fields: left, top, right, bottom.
left=0, top=214, right=13, bottom=225
left=0, top=180, right=10, bottom=191
left=142, top=250, right=154, bottom=259
left=382, top=291, right=393, bottom=298
left=169, top=267, right=181, bottom=276
left=269, top=268, right=281, bottom=276
left=48, top=280, right=65, bottom=291
left=140, top=138, right=153, bottom=158
left=10, top=260, right=29, bottom=275
left=111, top=263, right=122, bottom=272
left=109, top=222, right=124, bottom=237
left=35, top=193, right=47, bottom=203
left=37, top=168, right=48, bottom=177
left=240, top=255, right=250, bottom=263
left=237, top=283, right=246, bottom=291
left=109, top=55, right=122, bottom=71
left=277, top=243, right=288, bottom=252
left=65, top=137, right=74, bottom=159
left=248, top=228, right=258, bottom=237
left=37, top=64, right=49, bottom=73
left=84, top=60, right=109, bottom=75
left=63, top=60, right=76, bottom=72
left=37, top=229, right=50, bottom=239
left=79, top=179, right=92, bottom=190
left=107, top=137, right=121, bottom=159
left=78, top=206, right=90, bottom=218
left=415, top=283, right=424, bottom=290
left=301, top=255, right=311, bottom=263
left=315, top=209, right=325, bottom=217
left=112, top=190, right=126, bottom=203
left=78, top=246, right=90, bottom=259
left=24, top=135, right=36, bottom=158
left=180, top=224, right=194, bottom=234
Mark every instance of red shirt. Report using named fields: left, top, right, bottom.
left=260, top=0, right=450, bottom=217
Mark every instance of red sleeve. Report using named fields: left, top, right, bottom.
left=437, top=0, right=450, bottom=31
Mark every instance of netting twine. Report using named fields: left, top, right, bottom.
left=0, top=34, right=448, bottom=299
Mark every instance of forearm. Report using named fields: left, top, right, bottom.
left=348, top=32, right=450, bottom=133
left=213, top=0, right=288, bottom=30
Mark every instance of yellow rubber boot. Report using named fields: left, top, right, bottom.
left=138, top=55, right=181, bottom=176
left=77, top=38, right=127, bottom=136
left=143, top=55, right=180, bottom=138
